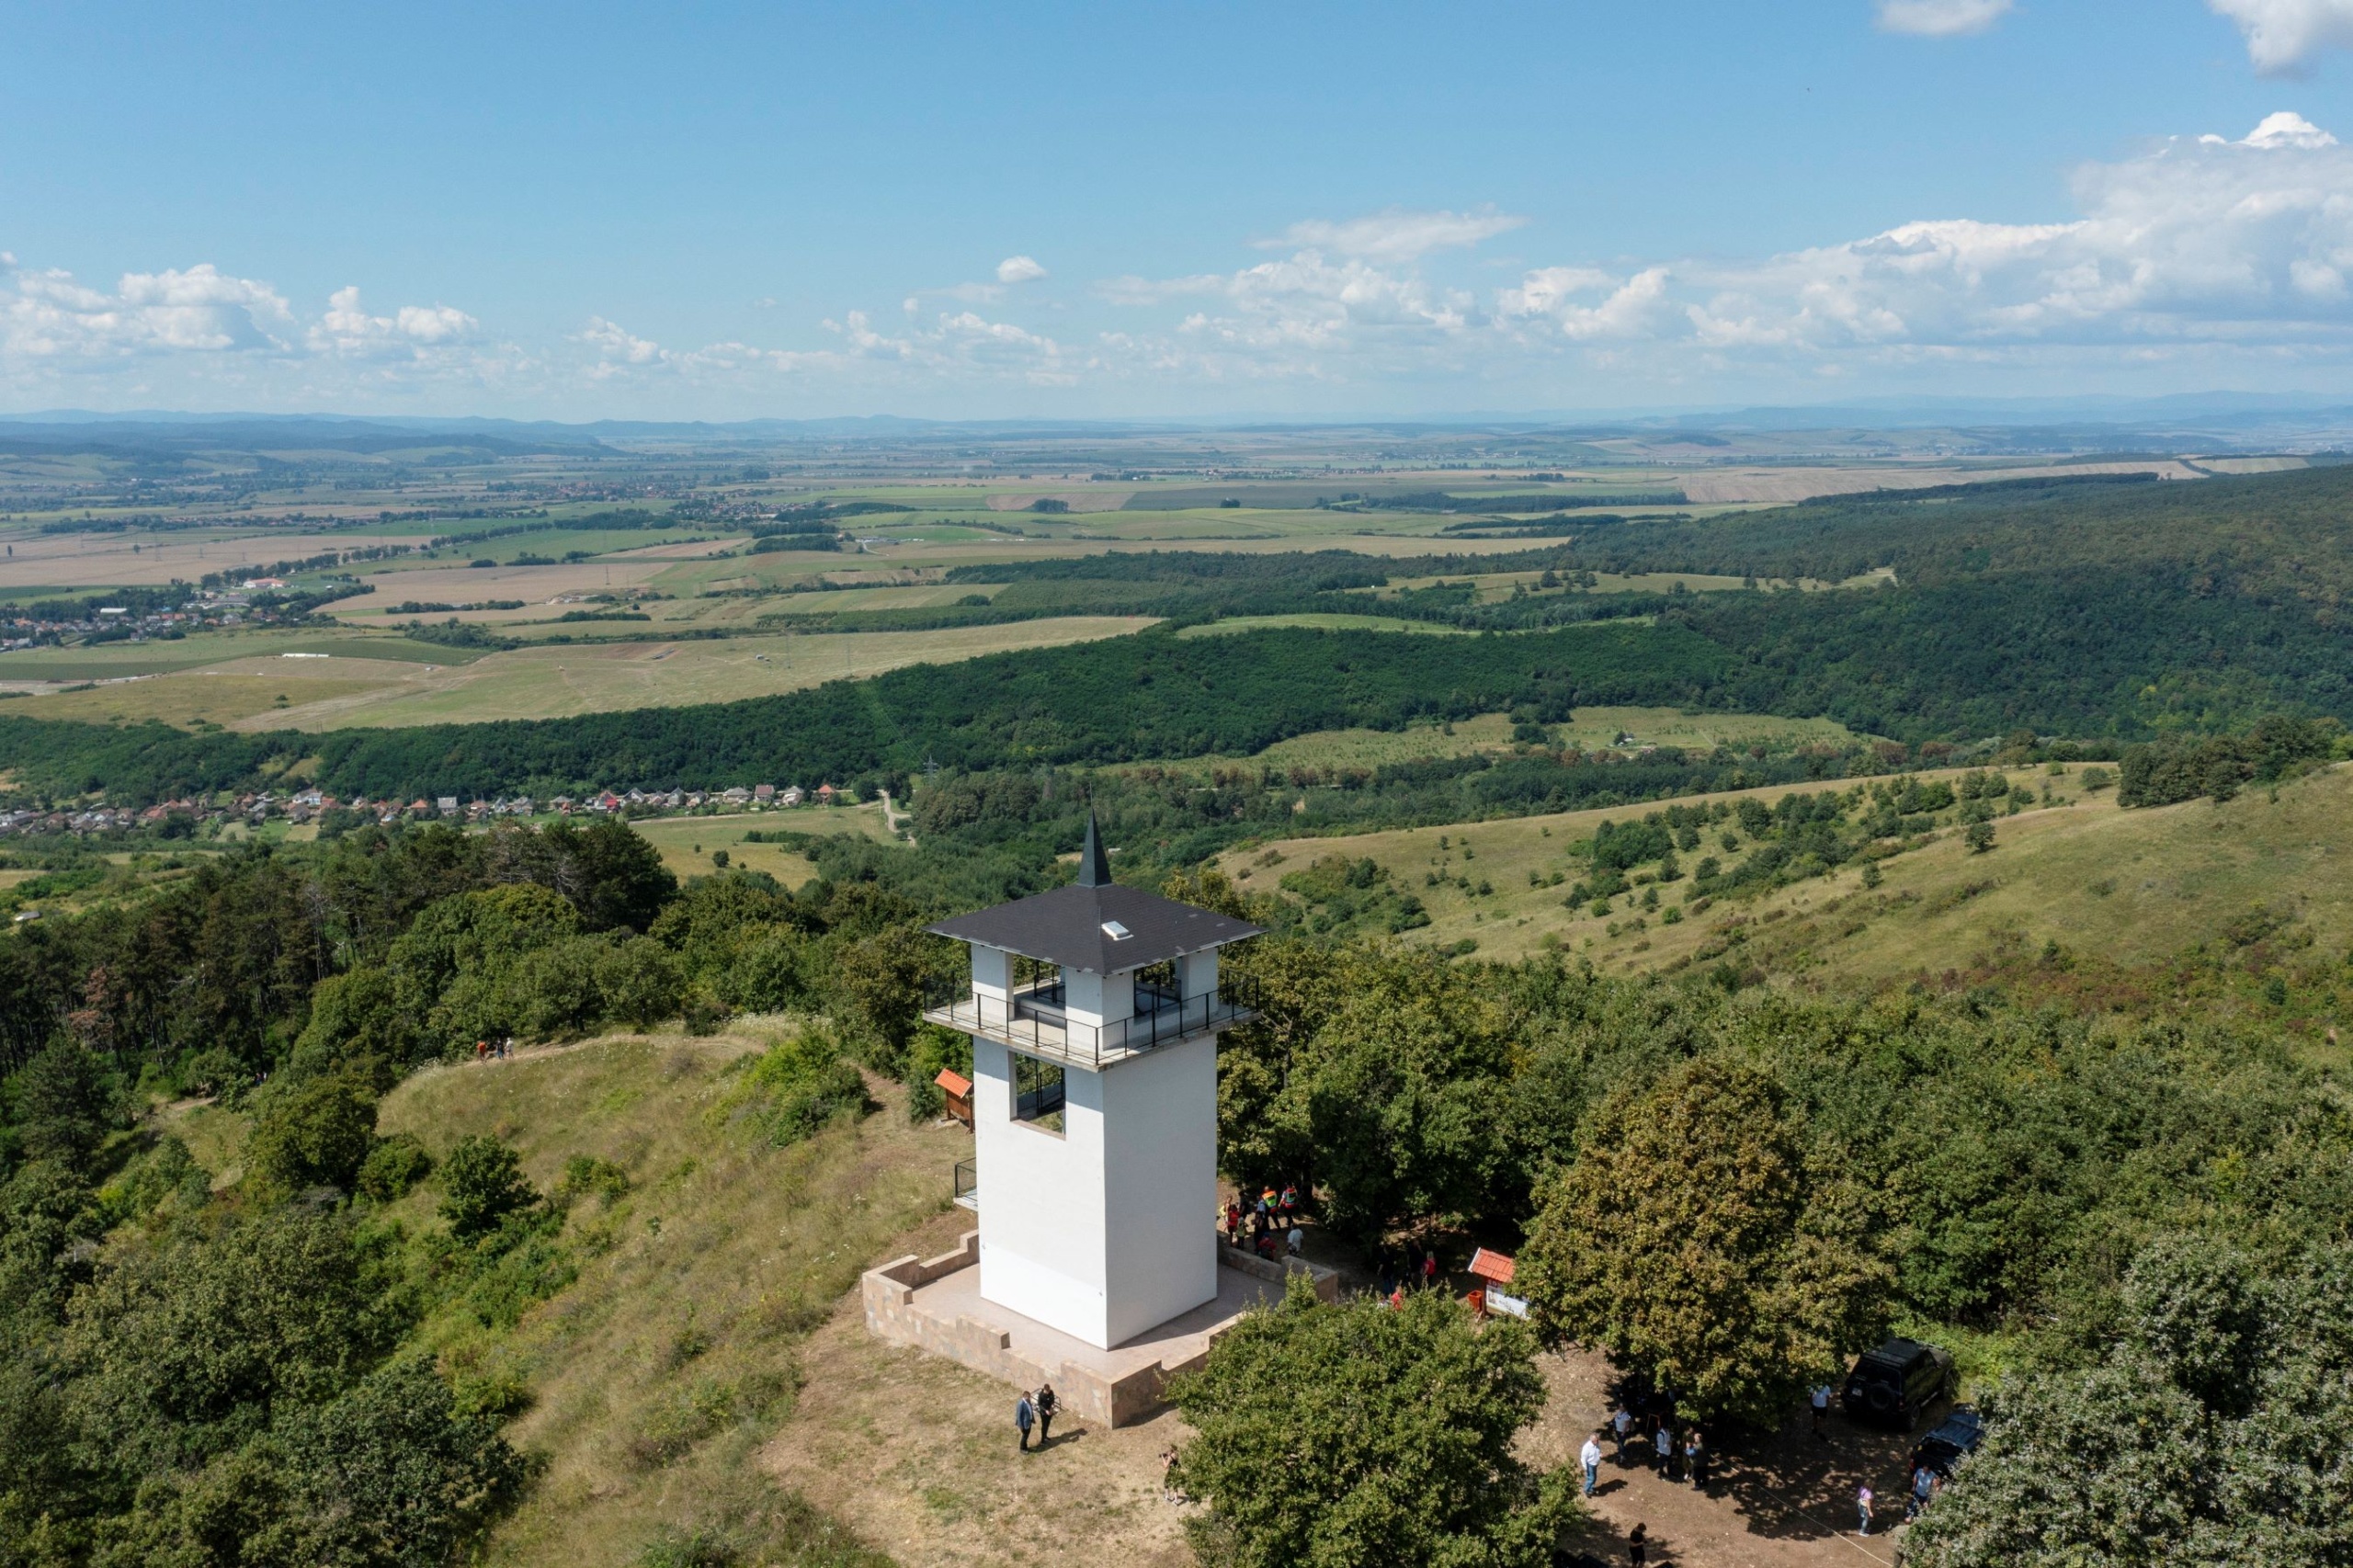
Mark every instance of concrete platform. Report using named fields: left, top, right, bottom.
left=863, top=1232, right=1339, bottom=1426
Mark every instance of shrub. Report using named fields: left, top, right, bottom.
left=903, top=1026, right=973, bottom=1123
left=179, top=1046, right=251, bottom=1107
left=553, top=1153, right=631, bottom=1210
left=2117, top=716, right=2339, bottom=808
left=438, top=1135, right=540, bottom=1242
left=681, top=987, right=732, bottom=1035
left=712, top=1029, right=873, bottom=1146
left=289, top=965, right=416, bottom=1078
left=508, top=936, right=614, bottom=1041
left=356, top=1133, right=432, bottom=1201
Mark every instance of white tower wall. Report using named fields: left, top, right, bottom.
left=969, top=1026, right=1220, bottom=1349
left=972, top=1036, right=1111, bottom=1345
left=1100, top=1029, right=1220, bottom=1345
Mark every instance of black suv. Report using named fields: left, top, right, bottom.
left=1841, top=1337, right=1955, bottom=1427
left=1910, top=1409, right=1984, bottom=1480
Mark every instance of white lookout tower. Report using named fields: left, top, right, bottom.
left=921, top=813, right=1262, bottom=1349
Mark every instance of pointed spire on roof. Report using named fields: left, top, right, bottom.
left=1076, top=809, right=1112, bottom=887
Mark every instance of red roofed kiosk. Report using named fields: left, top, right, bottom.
left=1468, top=1247, right=1529, bottom=1319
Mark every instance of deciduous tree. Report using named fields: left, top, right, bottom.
left=1518, top=1057, right=1888, bottom=1426
left=1167, top=1280, right=1574, bottom=1568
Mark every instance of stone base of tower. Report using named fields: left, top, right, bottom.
left=861, top=1231, right=1339, bottom=1428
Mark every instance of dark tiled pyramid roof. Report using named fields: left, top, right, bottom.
left=926, top=812, right=1260, bottom=971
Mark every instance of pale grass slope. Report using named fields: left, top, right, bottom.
left=373, top=1029, right=972, bottom=1568
left=1218, top=762, right=2353, bottom=1002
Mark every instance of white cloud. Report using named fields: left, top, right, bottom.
left=1875, top=0, right=2014, bottom=38
left=2211, top=0, right=2353, bottom=74
left=2233, top=109, right=2338, bottom=147
left=1097, top=273, right=1226, bottom=306
left=2, top=261, right=294, bottom=358
left=823, top=308, right=1072, bottom=381
left=1505, top=267, right=1678, bottom=342
left=995, top=255, right=1048, bottom=284
left=0, top=260, right=502, bottom=382
left=311, top=286, right=478, bottom=357
left=1637, top=115, right=2353, bottom=358
left=578, top=315, right=665, bottom=367
left=1265, top=208, right=1524, bottom=263
left=1087, top=113, right=2353, bottom=388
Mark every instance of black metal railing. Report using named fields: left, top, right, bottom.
left=952, top=1158, right=978, bottom=1207
left=920, top=972, right=1261, bottom=1070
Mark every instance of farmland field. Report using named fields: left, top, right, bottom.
left=0, top=629, right=492, bottom=684
left=628, top=801, right=899, bottom=884
left=236, top=617, right=1158, bottom=729
left=0, top=528, right=428, bottom=587
left=0, top=618, right=1155, bottom=730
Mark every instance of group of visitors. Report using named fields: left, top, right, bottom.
left=1222, top=1185, right=1302, bottom=1262
left=1602, top=1399, right=1708, bottom=1489
left=1012, top=1381, right=1059, bottom=1452
left=472, top=1037, right=515, bottom=1062
left=1373, top=1239, right=1443, bottom=1306
left=1573, top=1377, right=1936, bottom=1556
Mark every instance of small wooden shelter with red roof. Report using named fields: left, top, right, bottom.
left=934, top=1068, right=973, bottom=1128
left=1467, top=1247, right=1529, bottom=1318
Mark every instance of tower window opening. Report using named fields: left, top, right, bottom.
left=1012, top=1051, right=1065, bottom=1131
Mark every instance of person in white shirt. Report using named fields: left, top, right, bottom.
left=1580, top=1435, right=1603, bottom=1497
left=1812, top=1383, right=1832, bottom=1441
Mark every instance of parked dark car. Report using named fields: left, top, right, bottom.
left=1910, top=1408, right=1985, bottom=1479
left=1841, top=1337, right=1955, bottom=1427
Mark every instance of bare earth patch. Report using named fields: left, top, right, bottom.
left=1522, top=1346, right=1918, bottom=1568
left=767, top=1203, right=1196, bottom=1568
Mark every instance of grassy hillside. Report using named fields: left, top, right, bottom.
left=158, top=1025, right=968, bottom=1568
left=1217, top=760, right=2353, bottom=1047
left=366, top=1031, right=965, bottom=1567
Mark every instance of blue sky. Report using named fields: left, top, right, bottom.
left=6, top=0, right=2353, bottom=419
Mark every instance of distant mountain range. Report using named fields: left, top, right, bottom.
left=3, top=392, right=2351, bottom=453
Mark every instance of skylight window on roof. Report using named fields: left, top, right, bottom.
left=1101, top=920, right=1132, bottom=940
